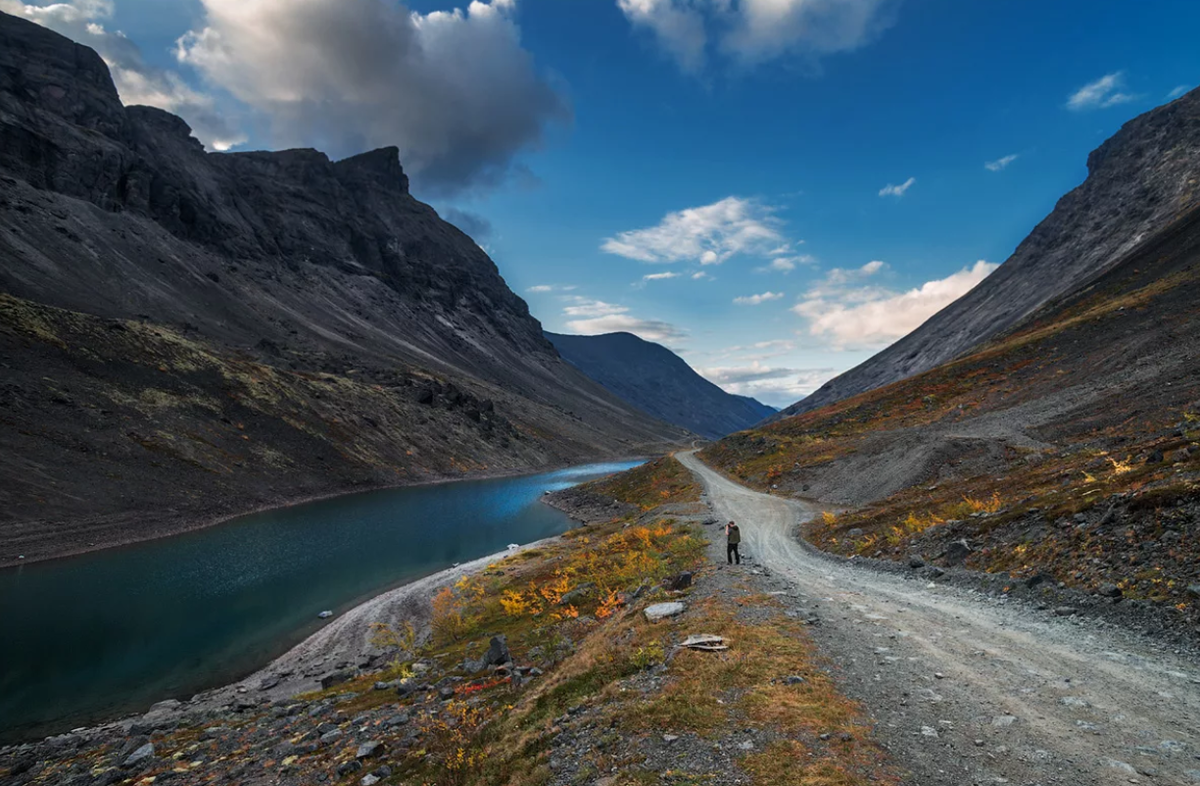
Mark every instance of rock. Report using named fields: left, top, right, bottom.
left=665, top=571, right=693, bottom=591
left=644, top=602, right=686, bottom=622
left=908, top=555, right=925, bottom=569
left=991, top=715, right=1018, bottom=727
left=320, top=670, right=353, bottom=689
left=259, top=674, right=282, bottom=690
left=337, top=760, right=363, bottom=776
left=1098, top=583, right=1123, bottom=598
left=1025, top=573, right=1051, bottom=589
left=926, top=567, right=946, bottom=579
left=319, top=729, right=343, bottom=745
left=1053, top=607, right=1077, bottom=617
left=783, top=675, right=806, bottom=685
left=361, top=776, right=380, bottom=786
left=438, top=686, right=456, bottom=701
left=122, top=743, right=154, bottom=768
left=355, top=741, right=382, bottom=759
left=558, top=583, right=596, bottom=607
left=847, top=528, right=865, bottom=538
left=1146, top=450, right=1164, bottom=465
left=943, top=539, right=972, bottom=565
left=1187, top=585, right=1200, bottom=600
left=485, top=634, right=511, bottom=666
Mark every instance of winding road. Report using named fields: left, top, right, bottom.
left=677, top=451, right=1200, bottom=786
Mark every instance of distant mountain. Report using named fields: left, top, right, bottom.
left=0, top=11, right=688, bottom=565
left=774, top=85, right=1200, bottom=421
left=545, top=331, right=776, bottom=439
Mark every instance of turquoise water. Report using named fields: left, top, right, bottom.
left=0, top=460, right=641, bottom=743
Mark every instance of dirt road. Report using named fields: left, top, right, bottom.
left=678, top=451, right=1200, bottom=786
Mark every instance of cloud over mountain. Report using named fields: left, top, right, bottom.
left=793, top=260, right=997, bottom=349
left=175, top=0, right=569, bottom=195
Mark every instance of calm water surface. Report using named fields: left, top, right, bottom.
left=0, top=460, right=641, bottom=743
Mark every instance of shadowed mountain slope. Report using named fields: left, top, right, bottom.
left=776, top=86, right=1200, bottom=421
left=0, top=11, right=688, bottom=565
left=546, top=331, right=776, bottom=439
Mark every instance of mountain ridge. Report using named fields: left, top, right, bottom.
left=545, top=330, right=776, bottom=439
left=773, top=85, right=1200, bottom=421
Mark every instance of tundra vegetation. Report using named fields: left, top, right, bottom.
left=0, top=458, right=895, bottom=786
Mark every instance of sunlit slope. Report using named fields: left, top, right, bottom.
left=701, top=201, right=1200, bottom=611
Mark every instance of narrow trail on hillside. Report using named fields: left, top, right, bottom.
left=677, top=451, right=1200, bottom=786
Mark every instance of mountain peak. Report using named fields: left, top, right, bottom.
left=335, top=146, right=409, bottom=194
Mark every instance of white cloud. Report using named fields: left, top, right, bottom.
left=1066, top=72, right=1137, bottom=111
left=1167, top=85, right=1192, bottom=100
left=562, top=297, right=628, bottom=317
left=984, top=154, right=1018, bottom=172
left=793, top=260, right=997, bottom=349
left=174, top=0, right=569, bottom=195
left=2, top=0, right=245, bottom=150
left=757, top=254, right=816, bottom=273
left=564, top=314, right=688, bottom=344
left=692, top=271, right=711, bottom=280
left=617, top=0, right=894, bottom=72
left=601, top=196, right=790, bottom=265
left=733, top=291, right=784, bottom=305
left=526, top=284, right=576, bottom=293
left=878, top=176, right=915, bottom=197
left=557, top=295, right=686, bottom=343
left=616, top=0, right=706, bottom=73
left=643, top=271, right=681, bottom=281
left=699, top=362, right=838, bottom=406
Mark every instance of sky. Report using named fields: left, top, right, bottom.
left=5, top=0, right=1198, bottom=407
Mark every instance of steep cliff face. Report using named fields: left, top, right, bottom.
left=776, top=86, right=1200, bottom=420
left=546, top=331, right=776, bottom=439
left=0, top=11, right=688, bottom=564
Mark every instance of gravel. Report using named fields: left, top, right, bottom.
left=680, top=450, right=1200, bottom=786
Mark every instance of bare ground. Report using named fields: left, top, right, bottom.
left=678, top=451, right=1200, bottom=786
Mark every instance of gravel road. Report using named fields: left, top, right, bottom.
left=678, top=451, right=1200, bottom=786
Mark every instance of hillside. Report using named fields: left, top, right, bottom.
left=546, top=331, right=776, bottom=439
left=701, top=196, right=1200, bottom=618
left=775, top=85, right=1200, bottom=420
left=0, top=11, right=688, bottom=566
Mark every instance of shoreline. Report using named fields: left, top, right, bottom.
left=1, top=453, right=656, bottom=570
left=0, top=464, right=643, bottom=747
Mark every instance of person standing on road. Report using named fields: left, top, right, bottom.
left=725, top=521, right=741, bottom=565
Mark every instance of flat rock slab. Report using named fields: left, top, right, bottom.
left=644, top=602, right=685, bottom=622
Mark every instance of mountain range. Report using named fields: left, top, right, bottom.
left=546, top=331, right=775, bottom=439
left=0, top=10, right=690, bottom=566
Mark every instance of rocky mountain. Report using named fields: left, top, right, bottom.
left=0, top=11, right=689, bottom=565
left=545, top=331, right=776, bottom=439
left=775, top=85, right=1200, bottom=420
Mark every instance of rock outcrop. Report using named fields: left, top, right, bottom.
left=775, top=85, right=1200, bottom=420
left=546, top=331, right=776, bottom=439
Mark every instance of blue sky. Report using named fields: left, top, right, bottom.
left=7, top=0, right=1198, bottom=406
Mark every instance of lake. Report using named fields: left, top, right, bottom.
left=0, top=460, right=641, bottom=743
